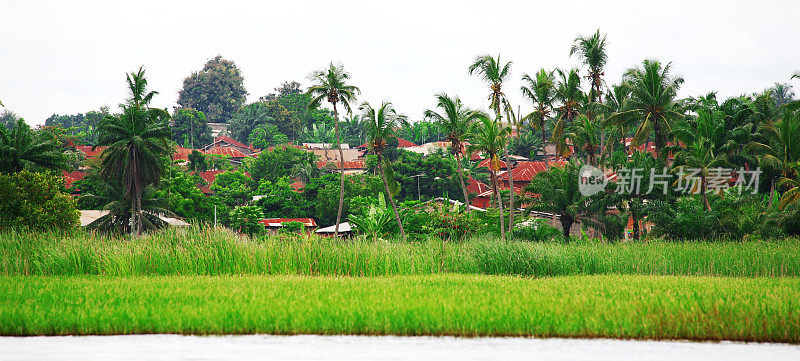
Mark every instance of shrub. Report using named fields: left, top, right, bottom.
left=229, top=205, right=264, bottom=236
left=0, top=170, right=78, bottom=231
left=511, top=219, right=561, bottom=242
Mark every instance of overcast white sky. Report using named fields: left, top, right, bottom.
left=2, top=0, right=799, bottom=126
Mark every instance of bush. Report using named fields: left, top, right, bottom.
left=422, top=205, right=481, bottom=242
left=511, top=219, right=561, bottom=242
left=229, top=205, right=264, bottom=236
left=0, top=170, right=78, bottom=231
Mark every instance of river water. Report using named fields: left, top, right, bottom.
left=1, top=335, right=798, bottom=361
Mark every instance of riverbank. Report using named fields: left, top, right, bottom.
left=1, top=275, right=798, bottom=342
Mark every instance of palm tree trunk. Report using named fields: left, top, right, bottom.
left=505, top=145, right=515, bottom=232
left=378, top=156, right=406, bottom=240
left=559, top=213, right=573, bottom=243
left=491, top=169, right=505, bottom=241
left=701, top=174, right=711, bottom=211
left=631, top=201, right=640, bottom=241
left=455, top=154, right=470, bottom=213
left=332, top=102, right=346, bottom=238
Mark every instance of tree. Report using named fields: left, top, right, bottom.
left=171, top=108, right=212, bottom=148
left=614, top=59, right=684, bottom=157
left=521, top=69, right=555, bottom=143
left=570, top=29, right=608, bottom=104
left=0, top=170, right=78, bottom=231
left=0, top=118, right=66, bottom=173
left=1, top=110, right=20, bottom=131
left=247, top=145, right=316, bottom=184
left=468, top=54, right=517, bottom=230
left=248, top=123, right=288, bottom=149
left=673, top=140, right=728, bottom=210
left=187, top=150, right=207, bottom=173
left=522, top=162, right=586, bottom=241
left=210, top=170, right=254, bottom=208
left=177, top=56, right=248, bottom=123
left=749, top=112, right=800, bottom=205
left=550, top=68, right=585, bottom=154
left=770, top=83, right=795, bottom=108
left=362, top=101, right=408, bottom=240
left=603, top=83, right=633, bottom=152
left=424, top=93, right=483, bottom=212
left=467, top=114, right=510, bottom=241
left=306, top=63, right=360, bottom=238
left=228, top=102, right=274, bottom=144
left=561, top=114, right=603, bottom=166
left=229, top=205, right=265, bottom=236
left=96, top=66, right=172, bottom=236
left=155, top=167, right=215, bottom=221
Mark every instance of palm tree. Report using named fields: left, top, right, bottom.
left=424, top=93, right=484, bottom=212
left=0, top=118, right=66, bottom=173
left=521, top=69, right=556, bottom=143
left=570, top=29, right=608, bottom=104
left=361, top=101, right=408, bottom=240
left=613, top=59, right=684, bottom=157
left=307, top=63, right=360, bottom=238
left=604, top=83, right=633, bottom=153
left=562, top=114, right=602, bottom=166
left=749, top=113, right=800, bottom=205
left=673, top=140, right=728, bottom=210
left=550, top=68, right=585, bottom=156
left=468, top=54, right=518, bottom=229
left=522, top=161, right=586, bottom=242
left=96, top=66, right=172, bottom=236
left=467, top=115, right=510, bottom=241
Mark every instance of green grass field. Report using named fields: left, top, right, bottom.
left=2, top=228, right=799, bottom=277
left=1, top=275, right=798, bottom=342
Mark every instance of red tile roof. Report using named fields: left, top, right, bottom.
left=477, top=158, right=507, bottom=170
left=62, top=170, right=86, bottom=189
left=290, top=181, right=305, bottom=192
left=359, top=136, right=418, bottom=149
left=498, top=161, right=568, bottom=182
left=173, top=146, right=196, bottom=161
left=207, top=135, right=257, bottom=151
left=316, top=160, right=366, bottom=169
left=75, top=145, right=106, bottom=159
left=260, top=218, right=317, bottom=227
left=204, top=147, right=248, bottom=158
left=466, top=177, right=490, bottom=195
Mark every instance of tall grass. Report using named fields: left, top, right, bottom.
left=1, top=275, right=798, bottom=341
left=1, top=227, right=798, bottom=277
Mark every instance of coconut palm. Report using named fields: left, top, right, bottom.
left=521, top=69, right=556, bottom=143
left=522, top=161, right=586, bottom=242
left=467, top=114, right=511, bottom=241
left=550, top=68, right=585, bottom=156
left=603, top=83, right=633, bottom=153
left=612, top=59, right=684, bottom=157
left=424, top=93, right=484, bottom=213
left=307, top=63, right=360, bottom=238
left=361, top=101, right=408, bottom=240
left=673, top=140, right=728, bottom=211
left=562, top=114, right=602, bottom=166
left=570, top=29, right=608, bottom=104
left=468, top=54, right=518, bottom=229
left=749, top=113, right=800, bottom=205
left=96, top=66, right=172, bottom=236
left=0, top=118, right=66, bottom=173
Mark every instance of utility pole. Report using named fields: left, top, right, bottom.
left=411, top=173, right=426, bottom=201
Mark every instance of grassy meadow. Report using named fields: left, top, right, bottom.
left=1, top=227, right=799, bottom=277
left=1, top=274, right=798, bottom=342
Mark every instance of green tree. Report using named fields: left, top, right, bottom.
left=229, top=205, right=264, bottom=236
left=550, top=68, right=585, bottom=155
left=561, top=114, right=603, bottom=166
left=467, top=114, right=510, bottom=241
left=614, top=59, right=684, bottom=157
left=521, top=69, right=556, bottom=143
left=362, top=101, right=408, bottom=240
left=1, top=110, right=19, bottom=131
left=177, top=56, right=247, bottom=123
left=96, top=66, right=172, bottom=236
left=570, top=29, right=608, bottom=104
left=603, top=83, right=633, bottom=152
left=468, top=54, right=517, bottom=230
left=247, top=145, right=316, bottom=184
left=171, top=108, right=212, bottom=148
left=210, top=170, right=254, bottom=208
left=306, top=62, right=360, bottom=238
left=522, top=162, right=586, bottom=241
left=228, top=102, right=274, bottom=144
left=0, top=170, right=78, bottom=231
left=155, top=167, right=215, bottom=221
left=673, top=140, right=728, bottom=210
left=424, top=93, right=483, bottom=211
left=0, top=118, right=66, bottom=173
left=187, top=150, right=207, bottom=173
left=248, top=123, right=289, bottom=149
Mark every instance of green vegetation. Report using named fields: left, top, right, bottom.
left=2, top=228, right=799, bottom=277
left=0, top=274, right=797, bottom=342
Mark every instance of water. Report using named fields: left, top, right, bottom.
left=1, top=335, right=798, bottom=361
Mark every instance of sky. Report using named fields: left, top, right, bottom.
left=1, top=0, right=799, bottom=126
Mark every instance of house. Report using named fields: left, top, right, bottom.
left=316, top=160, right=366, bottom=174
left=497, top=160, right=568, bottom=190
left=260, top=218, right=317, bottom=234
left=79, top=210, right=191, bottom=228
left=315, top=222, right=353, bottom=236
left=303, top=143, right=363, bottom=163
left=62, top=170, right=86, bottom=194
left=357, top=136, right=418, bottom=150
